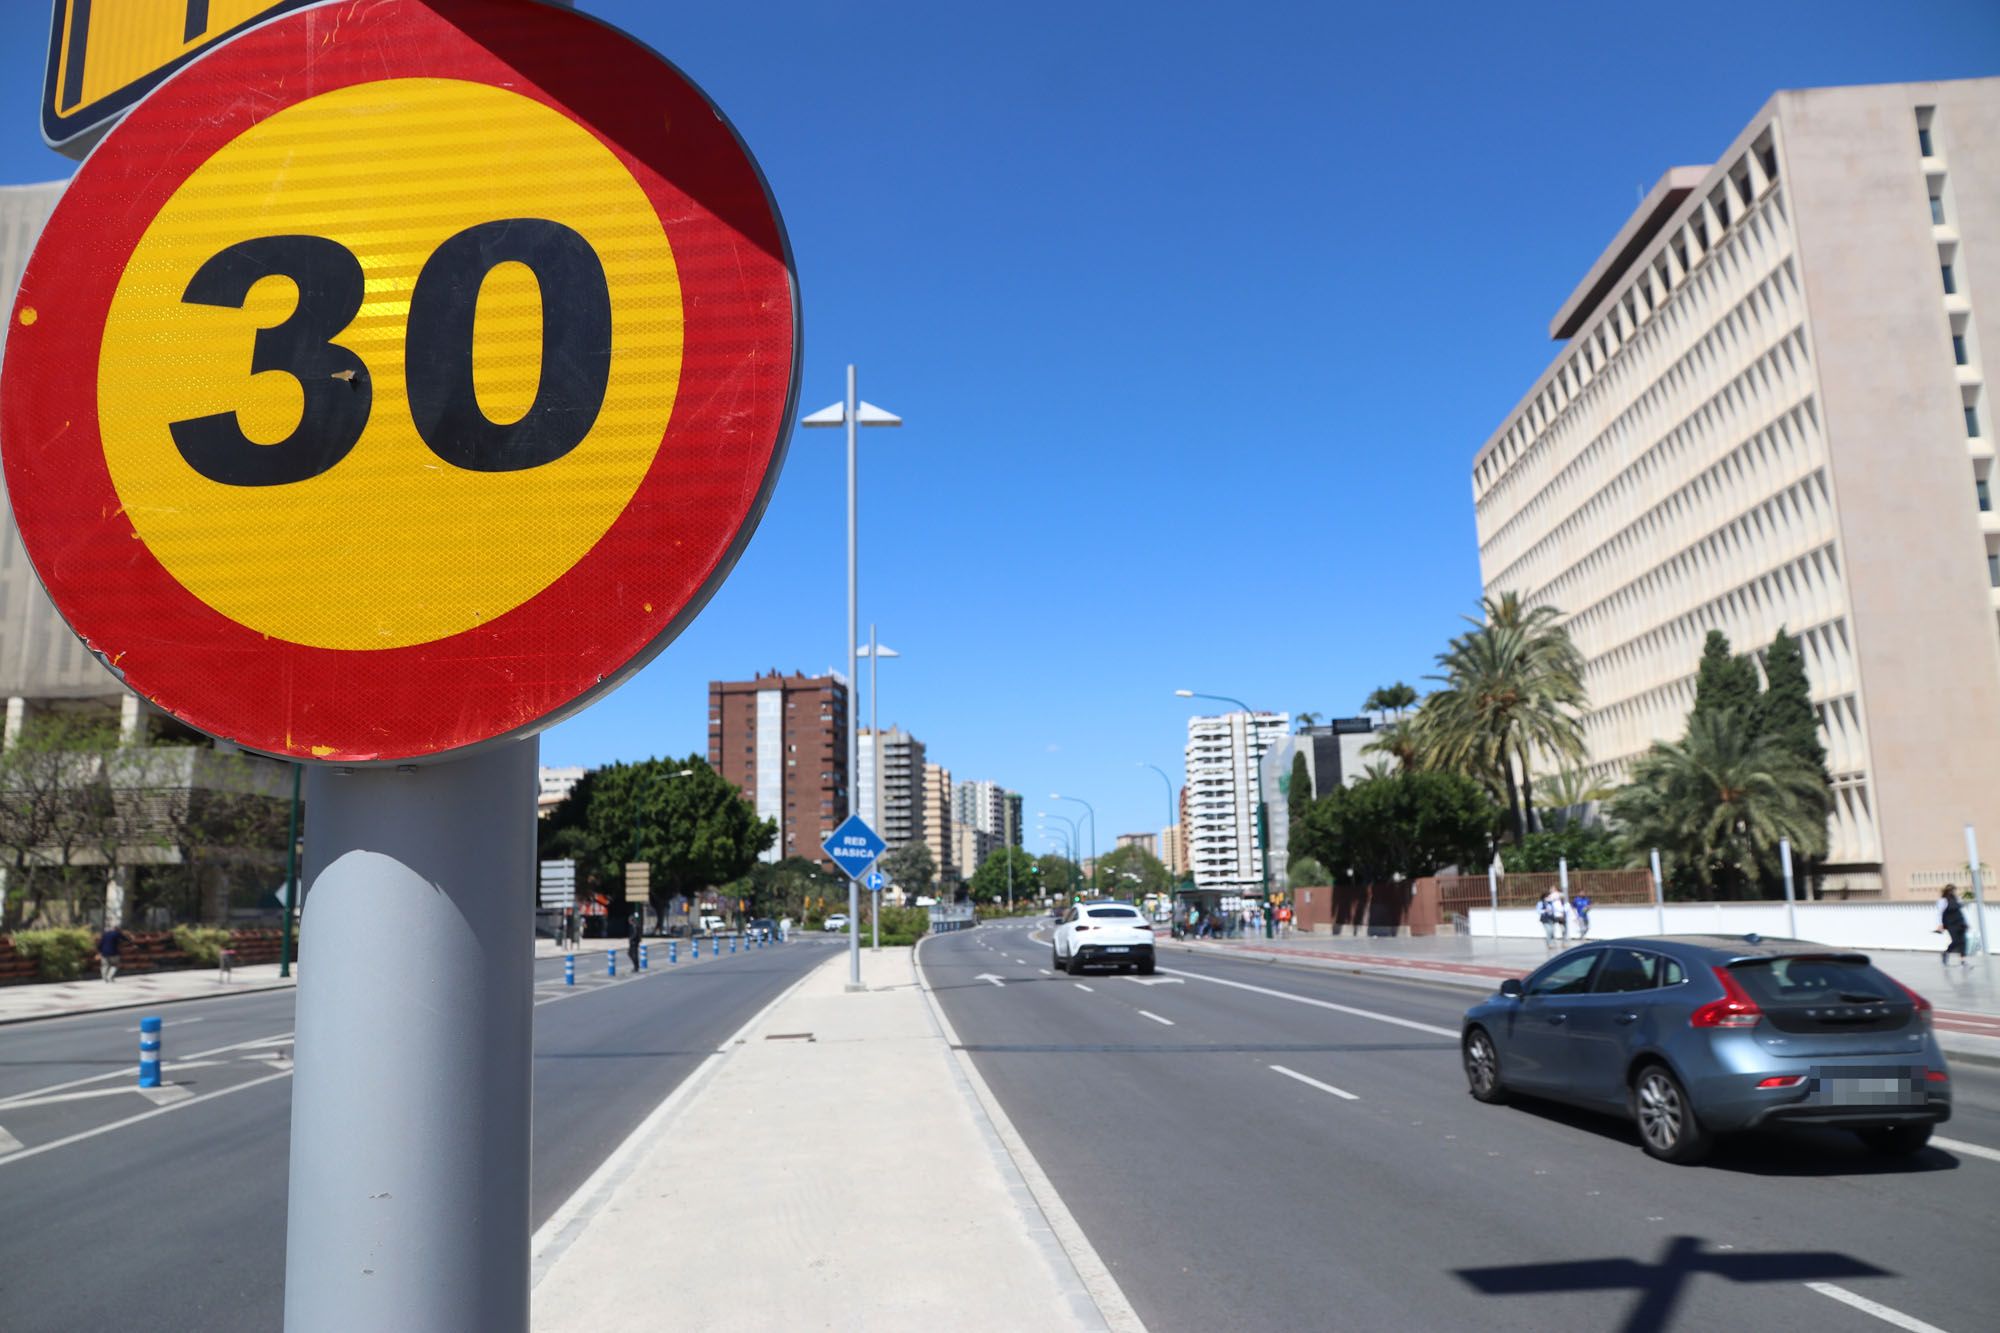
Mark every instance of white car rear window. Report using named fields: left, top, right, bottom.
left=1087, top=907, right=1141, bottom=920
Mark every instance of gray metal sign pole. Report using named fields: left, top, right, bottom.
left=845, top=364, right=862, bottom=988
left=284, top=739, right=537, bottom=1332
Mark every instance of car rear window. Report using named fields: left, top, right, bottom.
left=1727, top=956, right=1894, bottom=1007
left=1086, top=907, right=1142, bottom=920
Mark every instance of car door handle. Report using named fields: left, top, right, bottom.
left=1615, top=1012, right=1640, bottom=1025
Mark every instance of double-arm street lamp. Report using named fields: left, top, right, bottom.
left=1050, top=793, right=1096, bottom=895
left=803, top=366, right=902, bottom=990
left=1039, top=810, right=1082, bottom=898
left=1176, top=688, right=1274, bottom=937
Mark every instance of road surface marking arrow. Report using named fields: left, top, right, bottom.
left=0, top=1125, right=20, bottom=1155
left=976, top=973, right=1005, bottom=987
left=1124, top=976, right=1184, bottom=986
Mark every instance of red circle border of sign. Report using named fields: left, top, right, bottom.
left=1, top=0, right=797, bottom=764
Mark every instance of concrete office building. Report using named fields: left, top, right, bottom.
left=538, top=765, right=585, bottom=818
left=953, top=778, right=1021, bottom=861
left=1257, top=718, right=1382, bottom=885
left=1160, top=821, right=1187, bottom=879
left=1115, top=832, right=1158, bottom=858
left=1473, top=79, right=2000, bottom=896
left=1183, top=710, right=1289, bottom=894
left=707, top=670, right=848, bottom=869
left=922, top=762, right=955, bottom=887
left=860, top=726, right=925, bottom=851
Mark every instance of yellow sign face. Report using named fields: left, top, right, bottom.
left=97, top=77, right=683, bottom=650
left=43, top=1, right=310, bottom=151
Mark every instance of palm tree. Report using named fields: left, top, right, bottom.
left=1539, top=765, right=1614, bottom=827
left=1417, top=593, right=1586, bottom=841
left=1361, top=717, right=1424, bottom=773
left=1607, top=708, right=1829, bottom=898
left=1294, top=711, right=1321, bottom=733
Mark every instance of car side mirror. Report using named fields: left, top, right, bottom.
left=1499, top=978, right=1524, bottom=999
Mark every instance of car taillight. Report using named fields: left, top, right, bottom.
left=1926, top=1069, right=1949, bottom=1083
left=1757, top=1075, right=1806, bottom=1089
left=1690, top=966, right=1762, bottom=1029
left=1890, top=978, right=1934, bottom=1028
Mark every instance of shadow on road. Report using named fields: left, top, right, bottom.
left=1456, top=1233, right=1890, bottom=1333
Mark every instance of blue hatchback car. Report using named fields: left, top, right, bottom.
left=1461, top=936, right=1951, bottom=1164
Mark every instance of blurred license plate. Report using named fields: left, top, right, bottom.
left=1815, top=1070, right=1921, bottom=1105
left=1105, top=946, right=1129, bottom=953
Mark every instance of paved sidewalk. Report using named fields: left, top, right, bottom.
left=0, top=958, right=296, bottom=1025
left=1163, top=930, right=2000, bottom=1062
left=532, top=945, right=1126, bottom=1333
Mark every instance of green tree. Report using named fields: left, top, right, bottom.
left=1606, top=708, right=1829, bottom=899
left=1364, top=682, right=1419, bottom=719
left=1285, top=751, right=1314, bottom=864
left=1754, top=627, right=1829, bottom=781
left=1294, top=711, right=1321, bottom=732
left=1296, top=770, right=1499, bottom=886
left=1416, top=593, right=1586, bottom=842
left=1362, top=717, right=1424, bottom=774
left=725, top=856, right=844, bottom=922
left=1035, top=852, right=1081, bottom=898
left=1692, top=629, right=1762, bottom=726
left=876, top=841, right=937, bottom=897
left=1094, top=845, right=1171, bottom=900
left=539, top=757, right=774, bottom=916
left=966, top=846, right=1039, bottom=905
left=1508, top=824, right=1623, bottom=873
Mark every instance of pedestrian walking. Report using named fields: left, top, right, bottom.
left=1277, top=903, right=1293, bottom=938
left=1937, top=884, right=1971, bottom=968
left=97, top=922, right=125, bottom=982
left=627, top=908, right=643, bottom=972
left=1572, top=893, right=1592, bottom=940
left=1538, top=886, right=1569, bottom=949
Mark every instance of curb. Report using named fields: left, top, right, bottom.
left=915, top=926, right=1147, bottom=1333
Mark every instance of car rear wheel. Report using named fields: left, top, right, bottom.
left=1066, top=950, right=1085, bottom=976
left=1633, top=1064, right=1712, bottom=1164
left=1051, top=945, right=1062, bottom=970
left=1463, top=1027, right=1506, bottom=1104
left=1855, top=1124, right=1933, bottom=1157
left=1138, top=958, right=1156, bottom=976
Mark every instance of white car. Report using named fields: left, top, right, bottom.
left=1053, top=901, right=1156, bottom=975
left=823, top=914, right=850, bottom=932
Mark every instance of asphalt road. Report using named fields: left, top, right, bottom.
left=924, top=919, right=2000, bottom=1333
left=0, top=935, right=834, bottom=1332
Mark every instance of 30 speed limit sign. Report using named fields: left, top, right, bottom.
left=1, top=0, right=798, bottom=763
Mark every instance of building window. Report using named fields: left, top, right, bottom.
left=1943, top=264, right=1957, bottom=295
left=1931, top=193, right=1946, bottom=225
left=1957, top=334, right=1971, bottom=365
left=1918, top=116, right=1935, bottom=157
left=1969, top=405, right=1983, bottom=438
left=1990, top=553, right=1999, bottom=588
left=1979, top=478, right=1993, bottom=513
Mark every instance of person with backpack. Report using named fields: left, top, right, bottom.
left=1937, top=884, right=1971, bottom=968
left=1538, top=886, right=1568, bottom=949
left=1572, top=893, right=1592, bottom=940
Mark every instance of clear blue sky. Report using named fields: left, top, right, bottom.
left=2, top=1, right=1996, bottom=859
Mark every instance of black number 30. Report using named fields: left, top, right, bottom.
left=167, top=219, right=613, bottom=486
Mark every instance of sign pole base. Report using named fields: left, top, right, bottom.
left=284, top=739, right=537, bottom=1332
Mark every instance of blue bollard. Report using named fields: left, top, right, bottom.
left=668, top=940, right=677, bottom=964
left=693, top=938, right=700, bottom=959
left=607, top=950, right=616, bottom=977
left=640, top=942, right=649, bottom=970
left=564, top=954, right=574, bottom=986
left=730, top=935, right=737, bottom=954
left=138, top=1015, right=162, bottom=1088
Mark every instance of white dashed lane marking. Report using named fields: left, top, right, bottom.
left=1138, top=1011, right=1174, bottom=1027
left=1269, top=1064, right=1358, bottom=1101
left=1804, top=1282, right=1950, bottom=1332
left=1073, top=984, right=1094, bottom=993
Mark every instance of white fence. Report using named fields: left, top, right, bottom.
left=1465, top=899, right=1988, bottom=955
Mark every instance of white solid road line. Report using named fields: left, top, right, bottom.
left=1269, top=1064, right=1359, bottom=1101
left=1138, top=1010, right=1174, bottom=1027
left=0, top=1071, right=292, bottom=1170
left=1934, top=1134, right=2000, bottom=1164
left=1161, top=966, right=1457, bottom=1038
left=1804, top=1282, right=1950, bottom=1333
left=0, top=1030, right=294, bottom=1109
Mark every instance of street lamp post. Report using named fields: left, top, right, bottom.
left=1039, top=812, right=1081, bottom=898
left=1051, top=793, right=1096, bottom=895
left=1177, top=689, right=1274, bottom=937
left=1139, top=760, right=1178, bottom=896
left=802, top=367, right=902, bottom=990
